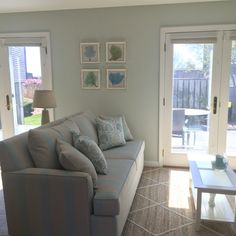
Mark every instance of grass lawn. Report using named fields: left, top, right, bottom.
left=24, top=114, right=41, bottom=125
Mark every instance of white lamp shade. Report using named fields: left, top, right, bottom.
left=33, top=90, right=56, bottom=108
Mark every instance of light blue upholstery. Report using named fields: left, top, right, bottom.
left=103, top=140, right=144, bottom=162
left=0, top=132, right=34, bottom=172
left=0, top=111, right=144, bottom=236
left=56, top=139, right=98, bottom=184
left=93, top=159, right=136, bottom=216
left=70, top=111, right=98, bottom=144
left=91, top=148, right=144, bottom=236
left=28, top=119, right=80, bottom=169
left=2, top=168, right=93, bottom=236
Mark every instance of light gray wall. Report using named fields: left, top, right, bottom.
left=0, top=1, right=235, bottom=163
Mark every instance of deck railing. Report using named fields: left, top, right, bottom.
left=173, top=78, right=209, bottom=109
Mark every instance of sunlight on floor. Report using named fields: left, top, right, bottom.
left=168, top=170, right=191, bottom=209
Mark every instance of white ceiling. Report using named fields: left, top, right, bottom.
left=0, top=0, right=227, bottom=13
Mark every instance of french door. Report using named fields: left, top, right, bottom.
left=0, top=33, right=52, bottom=140
left=160, top=27, right=236, bottom=168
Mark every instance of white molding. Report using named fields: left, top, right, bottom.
left=161, top=24, right=236, bottom=34
left=144, top=161, right=160, bottom=167
left=159, top=24, right=236, bottom=167
left=158, top=27, right=166, bottom=167
left=0, top=32, right=54, bottom=138
left=0, top=32, right=50, bottom=38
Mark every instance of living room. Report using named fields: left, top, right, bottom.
left=0, top=0, right=236, bottom=235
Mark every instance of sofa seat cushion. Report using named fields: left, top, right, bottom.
left=93, top=159, right=136, bottom=216
left=103, top=141, right=144, bottom=162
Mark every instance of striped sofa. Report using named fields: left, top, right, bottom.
left=0, top=111, right=144, bottom=236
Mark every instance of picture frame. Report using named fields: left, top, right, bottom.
left=81, top=69, right=100, bottom=89
left=106, top=69, right=127, bottom=89
left=80, top=43, right=100, bottom=64
left=106, top=42, right=126, bottom=63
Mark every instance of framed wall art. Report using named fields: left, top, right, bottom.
left=81, top=69, right=100, bottom=89
left=106, top=42, right=126, bottom=63
left=80, top=43, right=100, bottom=64
left=106, top=69, right=127, bottom=89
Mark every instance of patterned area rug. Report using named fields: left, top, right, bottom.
left=122, top=167, right=236, bottom=236
left=0, top=168, right=235, bottom=236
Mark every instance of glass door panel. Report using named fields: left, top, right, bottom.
left=226, top=40, right=236, bottom=154
left=171, top=43, right=213, bottom=153
left=8, top=46, right=42, bottom=135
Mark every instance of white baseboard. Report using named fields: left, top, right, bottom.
left=144, top=161, right=160, bottom=167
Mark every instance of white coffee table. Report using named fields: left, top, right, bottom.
left=188, top=156, right=236, bottom=230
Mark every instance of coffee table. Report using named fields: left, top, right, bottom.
left=188, top=156, right=236, bottom=230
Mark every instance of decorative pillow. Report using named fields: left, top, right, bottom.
left=100, top=115, right=133, bottom=141
left=28, top=128, right=62, bottom=169
left=72, top=132, right=108, bottom=174
left=56, top=139, right=97, bottom=184
left=96, top=117, right=126, bottom=151
left=28, top=119, right=80, bottom=169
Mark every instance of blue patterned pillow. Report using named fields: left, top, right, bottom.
left=96, top=117, right=126, bottom=151
left=99, top=115, right=133, bottom=141
left=72, top=132, right=108, bottom=174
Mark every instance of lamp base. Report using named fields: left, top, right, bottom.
left=41, top=109, right=50, bottom=125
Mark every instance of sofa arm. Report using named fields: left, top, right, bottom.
left=2, top=168, right=93, bottom=236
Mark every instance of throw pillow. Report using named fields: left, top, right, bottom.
left=100, top=115, right=133, bottom=141
left=56, top=139, right=97, bottom=184
left=96, top=117, right=126, bottom=151
left=72, top=132, right=108, bottom=174
left=28, top=119, right=80, bottom=169
left=28, top=128, right=62, bottom=169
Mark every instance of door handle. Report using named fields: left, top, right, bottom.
left=6, top=94, right=10, bottom=110
left=213, top=96, right=217, bottom=114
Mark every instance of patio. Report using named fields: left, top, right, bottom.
left=172, top=129, right=236, bottom=154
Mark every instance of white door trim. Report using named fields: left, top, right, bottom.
left=0, top=32, right=53, bottom=139
left=159, top=24, right=236, bottom=167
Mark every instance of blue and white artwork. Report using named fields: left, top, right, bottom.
left=107, top=69, right=127, bottom=89
left=80, top=43, right=100, bottom=63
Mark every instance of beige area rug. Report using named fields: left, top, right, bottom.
left=0, top=168, right=235, bottom=236
left=122, top=167, right=236, bottom=236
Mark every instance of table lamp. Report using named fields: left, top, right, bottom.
left=33, top=90, right=56, bottom=125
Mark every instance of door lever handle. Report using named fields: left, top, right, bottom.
left=6, top=94, right=10, bottom=110
left=213, top=96, right=217, bottom=114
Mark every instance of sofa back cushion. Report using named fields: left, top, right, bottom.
left=28, top=119, right=80, bottom=169
left=70, top=111, right=98, bottom=144
left=0, top=132, right=34, bottom=172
